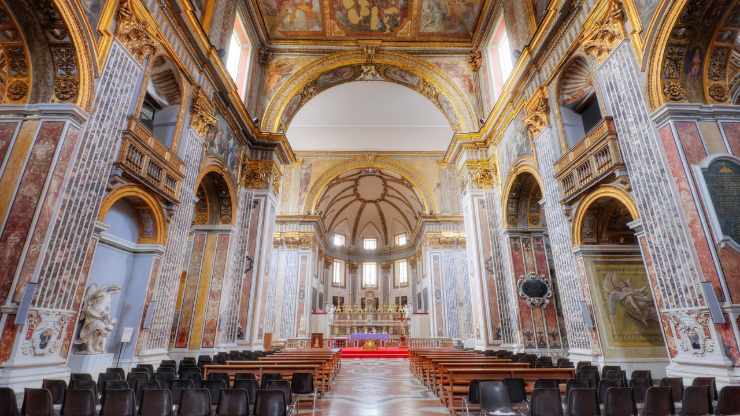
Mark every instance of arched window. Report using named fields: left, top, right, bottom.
left=486, top=15, right=514, bottom=101
left=558, top=56, right=603, bottom=148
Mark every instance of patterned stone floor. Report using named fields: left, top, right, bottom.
left=297, top=359, right=450, bottom=416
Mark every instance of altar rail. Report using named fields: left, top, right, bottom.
left=409, top=338, right=454, bottom=349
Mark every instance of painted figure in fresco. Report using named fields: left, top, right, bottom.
left=604, top=272, right=657, bottom=328
left=78, top=284, right=121, bottom=353
left=277, top=0, right=320, bottom=31
left=337, top=0, right=405, bottom=33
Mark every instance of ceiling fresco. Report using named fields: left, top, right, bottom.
left=253, top=0, right=486, bottom=42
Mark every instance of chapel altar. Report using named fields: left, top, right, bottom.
left=328, top=304, right=410, bottom=338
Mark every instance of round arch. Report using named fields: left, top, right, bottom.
left=98, top=185, right=167, bottom=245
left=501, top=160, right=545, bottom=228
left=305, top=157, right=434, bottom=215
left=194, top=160, right=238, bottom=225
left=572, top=185, right=640, bottom=247
left=261, top=50, right=479, bottom=134
left=53, top=0, right=97, bottom=111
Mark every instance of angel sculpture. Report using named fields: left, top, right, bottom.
left=604, top=272, right=657, bottom=327
left=78, top=284, right=121, bottom=353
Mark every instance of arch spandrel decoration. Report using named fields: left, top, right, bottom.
left=261, top=50, right=479, bottom=134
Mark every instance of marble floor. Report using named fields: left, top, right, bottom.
left=297, top=358, right=450, bottom=416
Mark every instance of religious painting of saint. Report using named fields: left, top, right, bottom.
left=260, top=0, right=322, bottom=33
left=333, top=0, right=409, bottom=33
left=420, top=0, right=482, bottom=35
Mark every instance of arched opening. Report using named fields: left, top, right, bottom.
left=137, top=54, right=184, bottom=148
left=194, top=171, right=234, bottom=225
left=503, top=168, right=564, bottom=351
left=573, top=190, right=667, bottom=367
left=558, top=56, right=603, bottom=148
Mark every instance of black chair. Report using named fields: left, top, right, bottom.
left=604, top=387, right=636, bottom=416
left=208, top=372, right=231, bottom=388
left=0, top=387, right=19, bottom=416
left=139, top=388, right=173, bottom=416
left=41, top=379, right=66, bottom=406
left=557, top=358, right=574, bottom=368
left=169, top=379, right=194, bottom=407
left=658, top=377, right=683, bottom=403
left=100, top=380, right=131, bottom=409
left=178, top=388, right=211, bottom=416
left=267, top=380, right=292, bottom=413
left=216, top=389, right=249, bottom=416
left=603, top=369, right=624, bottom=386
left=630, top=377, right=652, bottom=404
left=254, top=390, right=286, bottom=416
left=463, top=379, right=481, bottom=416
left=181, top=371, right=203, bottom=388
left=233, top=379, right=257, bottom=408
left=534, top=379, right=558, bottom=389
left=566, top=380, right=586, bottom=402
left=100, top=388, right=135, bottom=416
left=70, top=373, right=94, bottom=383
left=21, top=388, right=54, bottom=416
left=680, top=386, right=711, bottom=416
left=601, top=366, right=622, bottom=379
left=68, top=379, right=98, bottom=405
left=691, top=377, right=718, bottom=402
left=640, top=386, right=674, bottom=416
left=204, top=379, right=227, bottom=405
left=502, top=377, right=527, bottom=411
left=155, top=371, right=177, bottom=386
left=598, top=380, right=618, bottom=405
left=98, top=372, right=121, bottom=394
left=566, top=388, right=599, bottom=416
left=577, top=367, right=600, bottom=388
left=107, top=368, right=126, bottom=381
left=530, top=388, right=562, bottom=416
left=479, top=381, right=514, bottom=415
left=290, top=373, right=317, bottom=415
left=716, top=385, right=740, bottom=415
left=261, top=373, right=282, bottom=389
left=61, top=388, right=96, bottom=416
left=576, top=362, right=593, bottom=371
left=631, top=371, right=653, bottom=386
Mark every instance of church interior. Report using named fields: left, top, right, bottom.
left=1, top=0, right=740, bottom=414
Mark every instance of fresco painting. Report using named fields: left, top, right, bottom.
left=420, top=0, right=482, bottom=35
left=260, top=0, right=323, bottom=33
left=334, top=0, right=409, bottom=33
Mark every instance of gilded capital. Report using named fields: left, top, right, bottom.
left=241, top=159, right=282, bottom=194
left=465, top=159, right=497, bottom=189
left=469, top=50, right=482, bottom=72
left=190, top=87, right=216, bottom=137
left=581, top=0, right=625, bottom=63
left=524, top=88, right=550, bottom=139
left=116, top=0, right=157, bottom=63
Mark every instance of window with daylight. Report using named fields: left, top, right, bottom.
left=332, top=259, right=345, bottom=287
left=333, top=233, right=345, bottom=247
left=225, top=13, right=252, bottom=98
left=395, top=233, right=407, bottom=246
left=487, top=15, right=514, bottom=101
left=363, top=238, right=377, bottom=250
left=395, top=259, right=409, bottom=287
left=362, top=262, right=377, bottom=288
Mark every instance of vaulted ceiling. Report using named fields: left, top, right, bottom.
left=317, top=168, right=424, bottom=248
left=251, top=0, right=487, bottom=44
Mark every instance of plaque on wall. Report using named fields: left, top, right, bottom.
left=702, top=158, right=740, bottom=247
left=517, top=272, right=552, bottom=307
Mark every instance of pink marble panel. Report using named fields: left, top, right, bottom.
left=477, top=199, right=501, bottom=342
left=0, top=317, right=18, bottom=364
left=176, top=232, right=206, bottom=348
left=720, top=121, right=740, bottom=156
left=509, top=236, right=535, bottom=348
left=0, top=121, right=65, bottom=305
left=0, top=121, right=18, bottom=164
left=239, top=200, right=262, bottom=332
left=534, top=236, right=562, bottom=349
left=202, top=233, right=230, bottom=348
left=674, top=121, right=707, bottom=165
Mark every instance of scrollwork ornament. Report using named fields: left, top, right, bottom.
left=7, top=80, right=28, bottom=100
left=469, top=50, right=482, bottom=72
left=524, top=89, right=550, bottom=139
left=663, top=79, right=687, bottom=101
left=708, top=83, right=727, bottom=102
left=190, top=87, right=216, bottom=137
left=54, top=76, right=78, bottom=101
left=116, top=0, right=157, bottom=63
left=581, top=0, right=625, bottom=63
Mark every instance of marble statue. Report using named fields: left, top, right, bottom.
left=327, top=304, right=336, bottom=325
left=78, top=284, right=121, bottom=353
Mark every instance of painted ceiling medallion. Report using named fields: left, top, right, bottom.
left=517, top=272, right=553, bottom=308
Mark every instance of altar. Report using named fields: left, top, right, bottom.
left=348, top=333, right=391, bottom=348
left=327, top=304, right=410, bottom=338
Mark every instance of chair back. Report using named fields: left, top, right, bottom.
left=566, top=388, right=599, bottom=416
left=41, top=379, right=66, bottom=405
left=681, top=385, right=711, bottom=416
left=68, top=379, right=98, bottom=405
left=107, top=368, right=126, bottom=380
left=0, top=387, right=19, bottom=416
left=534, top=379, right=558, bottom=389
left=599, top=380, right=618, bottom=404
left=691, top=377, right=718, bottom=402
left=233, top=379, right=257, bottom=405
left=139, top=388, right=173, bottom=416
left=716, top=385, right=740, bottom=415
left=502, top=378, right=526, bottom=404
left=169, top=379, right=193, bottom=408
left=267, top=380, right=292, bottom=406
left=479, top=381, right=513, bottom=414
left=602, top=366, right=622, bottom=378
left=530, top=388, right=563, bottom=416
left=207, top=372, right=231, bottom=388
left=204, top=379, right=227, bottom=404
left=658, top=377, right=683, bottom=403
left=290, top=373, right=314, bottom=395
left=100, top=388, right=135, bottom=416
left=642, top=386, right=674, bottom=416
left=62, top=388, right=96, bottom=416
left=577, top=367, right=600, bottom=388
left=178, top=388, right=211, bottom=416
left=604, top=387, right=636, bottom=416
left=630, top=378, right=651, bottom=403
left=70, top=373, right=93, bottom=383
left=234, top=373, right=255, bottom=381
left=216, top=389, right=249, bottom=416
left=467, top=380, right=480, bottom=405
left=557, top=358, right=574, bottom=368
left=254, top=390, right=286, bottom=416
left=261, top=373, right=282, bottom=389
left=22, top=388, right=54, bottom=416
left=181, top=371, right=203, bottom=387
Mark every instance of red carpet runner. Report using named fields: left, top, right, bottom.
left=339, top=347, right=409, bottom=359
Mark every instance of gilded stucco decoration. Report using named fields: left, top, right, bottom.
left=273, top=232, right=314, bottom=249
left=469, top=50, right=482, bottom=72
left=241, top=159, right=282, bottom=193
left=580, top=0, right=626, bottom=63
left=423, top=232, right=465, bottom=247
left=465, top=159, right=497, bottom=189
left=524, top=88, right=550, bottom=139
left=0, top=3, right=30, bottom=103
left=116, top=0, right=157, bottom=63
left=191, top=87, right=217, bottom=137
left=261, top=50, right=478, bottom=135
left=704, top=1, right=740, bottom=103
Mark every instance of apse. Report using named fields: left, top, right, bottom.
left=287, top=81, right=454, bottom=151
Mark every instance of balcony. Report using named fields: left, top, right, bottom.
left=554, top=117, right=625, bottom=203
left=116, top=118, right=185, bottom=204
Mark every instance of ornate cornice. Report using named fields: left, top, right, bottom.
left=423, top=232, right=466, bottom=248
left=190, top=87, right=216, bottom=137
left=465, top=159, right=498, bottom=189
left=580, top=0, right=626, bottom=63
left=240, top=158, right=282, bottom=193
left=273, top=231, right=314, bottom=249
left=524, top=88, right=550, bottom=139
left=115, top=0, right=157, bottom=63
